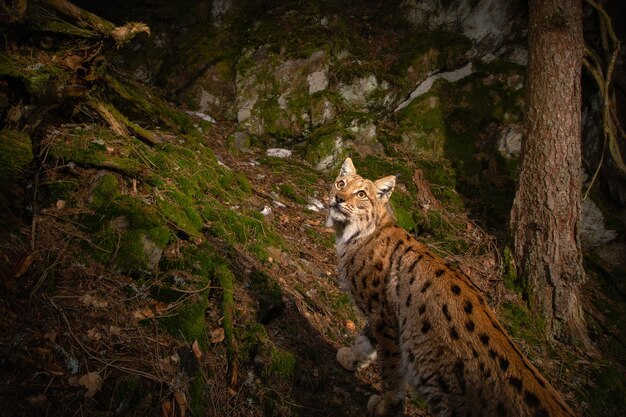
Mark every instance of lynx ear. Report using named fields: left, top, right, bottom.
left=374, top=176, right=396, bottom=202
left=338, top=157, right=356, bottom=177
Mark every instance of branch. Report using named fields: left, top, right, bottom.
left=87, top=98, right=162, bottom=146
left=38, top=0, right=149, bottom=45
left=582, top=0, right=626, bottom=195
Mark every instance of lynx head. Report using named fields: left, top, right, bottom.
left=326, top=157, right=396, bottom=244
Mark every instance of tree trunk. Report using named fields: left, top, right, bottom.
left=510, top=0, right=590, bottom=347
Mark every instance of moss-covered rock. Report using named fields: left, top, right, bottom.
left=265, top=346, right=297, bottom=380
left=236, top=48, right=330, bottom=138
left=84, top=191, right=171, bottom=274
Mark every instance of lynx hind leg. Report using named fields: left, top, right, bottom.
left=337, top=332, right=377, bottom=371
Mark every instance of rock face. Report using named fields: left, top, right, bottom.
left=580, top=199, right=617, bottom=249
left=401, top=0, right=525, bottom=53
left=236, top=49, right=331, bottom=137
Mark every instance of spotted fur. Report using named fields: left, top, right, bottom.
left=327, top=158, right=576, bottom=417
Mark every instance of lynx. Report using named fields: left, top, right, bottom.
left=326, top=158, right=575, bottom=417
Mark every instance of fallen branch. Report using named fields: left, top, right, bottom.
left=87, top=98, right=162, bottom=146
left=39, top=0, right=149, bottom=46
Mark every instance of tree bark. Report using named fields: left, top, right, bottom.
left=510, top=0, right=591, bottom=348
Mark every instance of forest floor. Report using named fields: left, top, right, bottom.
left=0, top=118, right=428, bottom=417
left=1, top=116, right=606, bottom=417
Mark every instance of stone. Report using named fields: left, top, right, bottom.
left=141, top=234, right=164, bottom=272
left=266, top=148, right=292, bottom=158
left=307, top=70, right=329, bottom=94
left=580, top=199, right=617, bottom=249
left=236, top=49, right=330, bottom=137
left=394, top=62, right=474, bottom=112
left=497, top=125, right=522, bottom=158
left=401, top=0, right=523, bottom=55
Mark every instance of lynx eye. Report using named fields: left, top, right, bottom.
left=356, top=190, right=367, bottom=199
left=336, top=180, right=346, bottom=189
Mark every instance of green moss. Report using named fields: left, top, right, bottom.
left=188, top=374, right=207, bottom=417
left=0, top=129, right=32, bottom=186
left=48, top=125, right=146, bottom=177
left=396, top=92, right=447, bottom=156
left=156, top=246, right=215, bottom=348
left=0, top=53, right=70, bottom=96
left=265, top=346, right=297, bottom=380
left=44, top=178, right=80, bottom=207
left=89, top=173, right=120, bottom=209
left=502, top=246, right=519, bottom=291
left=104, top=75, right=196, bottom=133
left=160, top=291, right=209, bottom=347
left=202, top=206, right=282, bottom=261
left=82, top=193, right=171, bottom=273
left=499, top=301, right=545, bottom=349
left=303, top=122, right=350, bottom=169
left=278, top=183, right=307, bottom=204
left=235, top=323, right=269, bottom=364
left=158, top=193, right=203, bottom=238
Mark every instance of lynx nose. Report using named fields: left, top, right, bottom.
left=336, top=195, right=345, bottom=203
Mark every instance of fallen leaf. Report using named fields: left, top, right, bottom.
left=14, top=255, right=33, bottom=278
left=345, top=320, right=356, bottom=331
left=87, top=329, right=102, bottom=341
left=78, top=371, right=102, bottom=398
left=191, top=340, right=202, bottom=360
left=133, top=307, right=154, bottom=320
left=56, top=200, right=66, bottom=209
left=209, top=327, right=225, bottom=344
left=43, top=331, right=57, bottom=342
left=154, top=301, right=170, bottom=315
left=108, top=325, right=121, bottom=336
